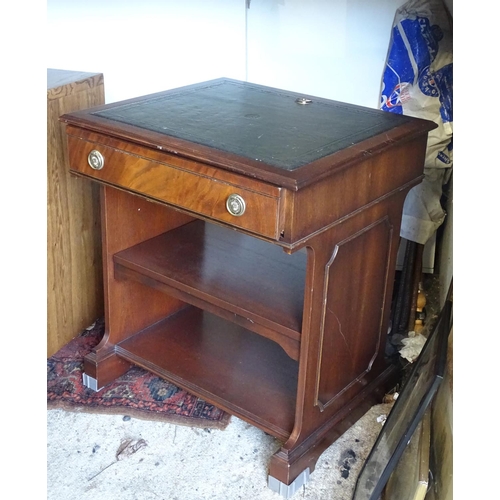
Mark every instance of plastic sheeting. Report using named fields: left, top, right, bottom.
left=380, top=0, right=453, bottom=245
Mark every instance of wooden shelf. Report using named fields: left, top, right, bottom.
left=116, top=306, right=298, bottom=440
left=114, top=220, right=306, bottom=359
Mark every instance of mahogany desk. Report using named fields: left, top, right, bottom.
left=61, top=78, right=435, bottom=496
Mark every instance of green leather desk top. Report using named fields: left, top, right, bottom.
left=93, top=79, right=414, bottom=171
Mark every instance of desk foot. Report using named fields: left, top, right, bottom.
left=268, top=364, right=399, bottom=490
left=83, top=347, right=132, bottom=390
left=268, top=468, right=310, bottom=498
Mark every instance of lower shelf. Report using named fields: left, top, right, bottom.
left=116, top=306, right=299, bottom=440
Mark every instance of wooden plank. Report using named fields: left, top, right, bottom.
left=116, top=307, right=299, bottom=440
left=384, top=409, right=431, bottom=500
left=47, top=69, right=105, bottom=357
left=113, top=220, right=306, bottom=337
left=430, top=328, right=453, bottom=500
left=47, top=69, right=104, bottom=100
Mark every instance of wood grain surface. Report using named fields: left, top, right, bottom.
left=47, top=69, right=105, bottom=357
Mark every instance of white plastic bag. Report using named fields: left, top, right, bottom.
left=380, top=0, right=453, bottom=244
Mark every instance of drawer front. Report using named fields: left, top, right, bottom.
left=67, top=135, right=281, bottom=239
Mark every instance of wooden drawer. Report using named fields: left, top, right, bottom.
left=67, top=134, right=282, bottom=239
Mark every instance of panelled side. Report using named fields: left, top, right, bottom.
left=284, top=136, right=429, bottom=246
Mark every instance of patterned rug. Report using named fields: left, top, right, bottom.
left=47, top=318, right=231, bottom=429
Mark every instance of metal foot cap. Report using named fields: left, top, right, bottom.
left=267, top=468, right=310, bottom=498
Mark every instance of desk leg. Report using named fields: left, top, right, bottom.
left=268, top=364, right=398, bottom=496
left=268, top=196, right=404, bottom=491
left=83, top=185, right=194, bottom=390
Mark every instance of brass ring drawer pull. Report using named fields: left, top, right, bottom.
left=226, top=194, right=246, bottom=217
left=88, top=150, right=105, bottom=170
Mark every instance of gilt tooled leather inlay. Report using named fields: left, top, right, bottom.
left=93, top=80, right=411, bottom=170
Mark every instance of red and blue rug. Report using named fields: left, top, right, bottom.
left=47, top=318, right=231, bottom=429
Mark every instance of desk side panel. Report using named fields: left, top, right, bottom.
left=282, top=135, right=429, bottom=246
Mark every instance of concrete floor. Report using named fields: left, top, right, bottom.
left=47, top=402, right=394, bottom=500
